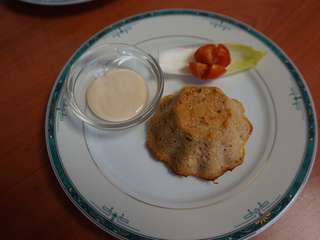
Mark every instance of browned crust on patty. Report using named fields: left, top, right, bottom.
left=146, top=86, right=253, bottom=181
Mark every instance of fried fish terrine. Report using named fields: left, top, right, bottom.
left=147, top=86, right=253, bottom=181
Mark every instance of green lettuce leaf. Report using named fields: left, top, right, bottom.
left=225, top=43, right=266, bottom=75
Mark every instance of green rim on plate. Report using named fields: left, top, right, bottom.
left=45, top=9, right=317, bottom=240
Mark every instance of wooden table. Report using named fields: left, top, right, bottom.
left=1, top=0, right=319, bottom=239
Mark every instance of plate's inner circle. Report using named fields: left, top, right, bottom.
left=83, top=36, right=277, bottom=209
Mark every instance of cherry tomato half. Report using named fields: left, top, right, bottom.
left=189, top=43, right=231, bottom=80
left=189, top=62, right=209, bottom=79
left=189, top=62, right=226, bottom=80
left=216, top=44, right=231, bottom=67
left=194, top=44, right=218, bottom=65
left=206, top=64, right=226, bottom=79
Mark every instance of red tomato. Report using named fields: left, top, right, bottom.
left=189, top=43, right=231, bottom=80
left=189, top=62, right=209, bottom=79
left=194, top=44, right=218, bottom=65
left=205, top=64, right=226, bottom=79
left=216, top=44, right=231, bottom=67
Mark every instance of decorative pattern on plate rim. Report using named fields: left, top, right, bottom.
left=234, top=195, right=281, bottom=228
left=289, top=85, right=304, bottom=115
left=208, top=19, right=232, bottom=31
left=90, top=201, right=140, bottom=232
left=56, top=97, right=67, bottom=121
left=110, top=24, right=135, bottom=39
left=45, top=9, right=317, bottom=240
left=55, top=97, right=67, bottom=131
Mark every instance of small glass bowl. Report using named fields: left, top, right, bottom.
left=64, top=43, right=164, bottom=130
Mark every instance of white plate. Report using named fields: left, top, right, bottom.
left=20, top=0, right=91, bottom=6
left=45, top=10, right=317, bottom=239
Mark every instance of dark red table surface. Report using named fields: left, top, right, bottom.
left=1, top=0, right=319, bottom=239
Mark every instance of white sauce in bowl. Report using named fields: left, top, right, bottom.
left=86, top=69, right=148, bottom=122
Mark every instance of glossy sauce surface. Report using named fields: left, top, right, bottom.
left=86, top=69, right=148, bottom=121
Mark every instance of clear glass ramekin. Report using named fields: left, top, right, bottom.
left=64, top=43, right=164, bottom=130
